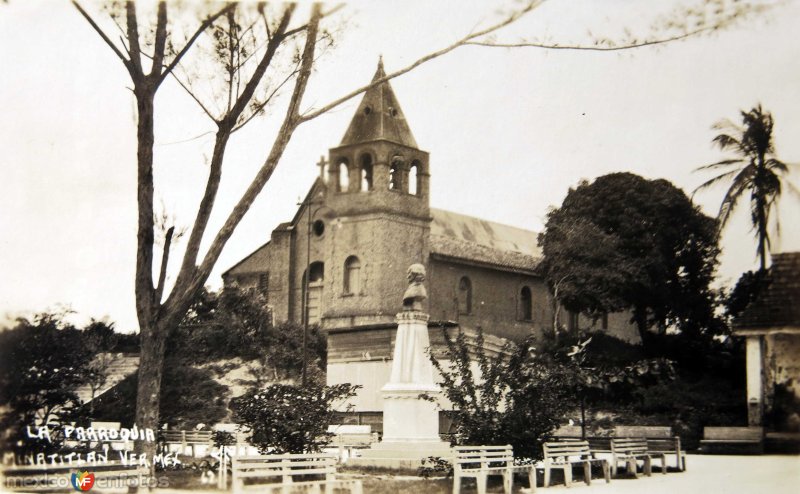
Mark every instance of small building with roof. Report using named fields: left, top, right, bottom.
left=222, top=60, right=639, bottom=424
left=733, top=252, right=800, bottom=431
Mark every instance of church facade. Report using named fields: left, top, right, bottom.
left=223, top=61, right=638, bottom=424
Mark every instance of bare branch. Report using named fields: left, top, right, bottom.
left=154, top=226, right=174, bottom=304
left=465, top=23, right=720, bottom=51
left=298, top=1, right=541, bottom=123
left=172, top=5, right=297, bottom=295
left=125, top=1, right=144, bottom=78
left=72, top=1, right=130, bottom=68
left=169, top=3, right=323, bottom=312
left=149, top=1, right=168, bottom=80
left=231, top=64, right=301, bottom=133
left=158, top=3, right=237, bottom=85
left=168, top=72, right=218, bottom=122
left=283, top=3, right=345, bottom=39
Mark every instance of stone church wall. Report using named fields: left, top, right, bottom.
left=427, top=258, right=548, bottom=342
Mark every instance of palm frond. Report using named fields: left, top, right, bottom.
left=711, top=118, right=741, bottom=133
left=784, top=180, right=800, bottom=200
left=718, top=166, right=755, bottom=227
left=712, top=133, right=743, bottom=152
left=765, top=158, right=789, bottom=174
left=693, top=168, right=741, bottom=195
left=693, top=159, right=744, bottom=172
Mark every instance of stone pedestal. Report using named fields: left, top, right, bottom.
left=354, top=311, right=452, bottom=468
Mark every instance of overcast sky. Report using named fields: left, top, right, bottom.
left=1, top=0, right=799, bottom=331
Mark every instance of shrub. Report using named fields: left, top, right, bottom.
left=418, top=456, right=453, bottom=478
left=430, top=327, right=574, bottom=460
left=231, top=382, right=359, bottom=453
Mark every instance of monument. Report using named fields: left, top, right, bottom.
left=355, top=264, right=452, bottom=467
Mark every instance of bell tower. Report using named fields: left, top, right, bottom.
left=317, top=59, right=432, bottom=330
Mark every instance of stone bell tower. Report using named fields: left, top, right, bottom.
left=317, top=59, right=432, bottom=331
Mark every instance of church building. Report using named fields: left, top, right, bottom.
left=223, top=60, right=638, bottom=427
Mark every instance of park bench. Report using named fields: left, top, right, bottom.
left=160, top=429, right=213, bottom=456
left=541, top=440, right=610, bottom=488
left=1, top=461, right=150, bottom=492
left=231, top=453, right=362, bottom=494
left=700, top=426, right=764, bottom=455
left=610, top=438, right=666, bottom=477
left=453, top=445, right=536, bottom=494
left=550, top=425, right=613, bottom=454
left=614, top=426, right=686, bottom=471
left=326, top=425, right=378, bottom=459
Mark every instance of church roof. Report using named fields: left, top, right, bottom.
left=734, top=252, right=800, bottom=330
left=430, top=208, right=541, bottom=273
left=340, top=59, right=418, bottom=148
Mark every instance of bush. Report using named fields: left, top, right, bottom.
left=430, top=328, right=574, bottom=460
left=231, top=382, right=359, bottom=453
left=418, top=456, right=453, bottom=478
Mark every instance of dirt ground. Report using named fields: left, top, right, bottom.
left=148, top=454, right=800, bottom=494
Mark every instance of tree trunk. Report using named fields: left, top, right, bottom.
left=756, top=192, right=768, bottom=271
left=132, top=317, right=168, bottom=469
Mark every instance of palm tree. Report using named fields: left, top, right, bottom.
left=694, top=105, right=794, bottom=270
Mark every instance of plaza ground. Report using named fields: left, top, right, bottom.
left=150, top=454, right=800, bottom=494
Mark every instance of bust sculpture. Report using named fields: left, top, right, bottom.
left=402, top=263, right=427, bottom=311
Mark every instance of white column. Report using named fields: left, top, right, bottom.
left=746, top=336, right=764, bottom=425
left=380, top=311, right=442, bottom=442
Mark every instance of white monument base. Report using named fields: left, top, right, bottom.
left=352, top=311, right=452, bottom=468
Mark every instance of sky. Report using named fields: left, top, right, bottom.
left=1, top=0, right=799, bottom=332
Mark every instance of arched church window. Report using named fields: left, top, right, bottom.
left=306, top=261, right=324, bottom=283
left=409, top=161, right=419, bottom=195
left=360, top=154, right=373, bottom=192
left=519, top=286, right=532, bottom=321
left=338, top=160, right=350, bottom=192
left=344, top=256, right=361, bottom=294
left=389, top=156, right=402, bottom=191
left=458, top=276, right=472, bottom=315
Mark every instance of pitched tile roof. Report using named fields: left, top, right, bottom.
left=429, top=208, right=541, bottom=273
left=734, top=252, right=800, bottom=329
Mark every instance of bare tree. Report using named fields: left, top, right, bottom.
left=71, top=0, right=768, bottom=477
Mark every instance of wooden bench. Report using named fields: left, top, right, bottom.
left=550, top=435, right=612, bottom=454
left=700, top=427, right=764, bottom=455
left=614, top=426, right=685, bottom=471
left=326, top=425, right=378, bottom=459
left=453, top=445, right=536, bottom=494
left=610, top=438, right=666, bottom=477
left=542, top=441, right=610, bottom=488
left=231, top=453, right=362, bottom=494
left=160, top=429, right=213, bottom=456
left=1, top=461, right=150, bottom=492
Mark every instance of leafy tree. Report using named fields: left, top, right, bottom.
left=89, top=362, right=229, bottom=430
left=725, top=269, right=769, bottom=319
left=172, top=286, right=326, bottom=380
left=430, top=328, right=573, bottom=460
left=231, top=383, right=359, bottom=454
left=694, top=105, right=796, bottom=270
left=71, top=0, right=768, bottom=472
left=539, top=173, right=721, bottom=340
left=542, top=333, right=676, bottom=438
left=0, top=313, right=97, bottom=455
